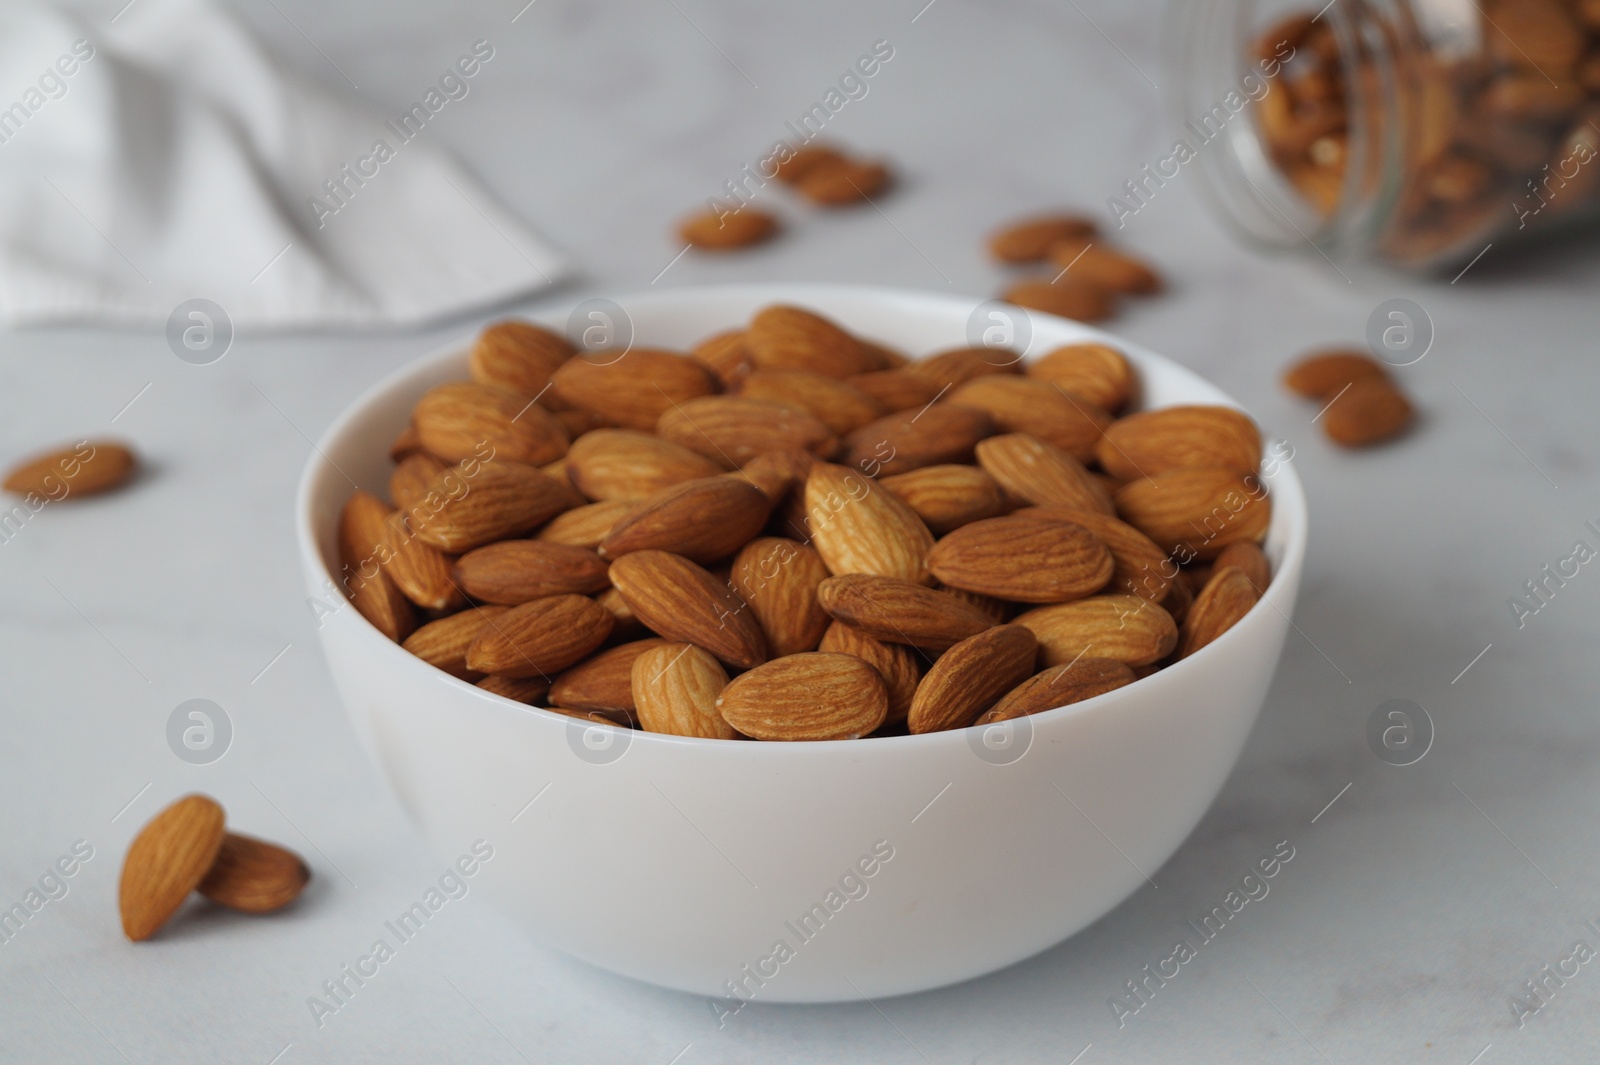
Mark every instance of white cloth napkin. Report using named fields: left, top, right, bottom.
left=0, top=0, right=566, bottom=330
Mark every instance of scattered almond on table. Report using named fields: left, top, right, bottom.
left=1283, top=348, right=1415, bottom=447
left=3, top=440, right=137, bottom=500
left=987, top=212, right=1165, bottom=323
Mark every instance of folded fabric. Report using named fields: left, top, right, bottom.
left=0, top=0, right=566, bottom=330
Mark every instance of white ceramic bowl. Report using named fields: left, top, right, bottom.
left=297, top=284, right=1307, bottom=1003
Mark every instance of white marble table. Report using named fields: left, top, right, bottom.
left=4, top=0, right=1599, bottom=1061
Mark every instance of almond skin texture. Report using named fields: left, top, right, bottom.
left=454, top=541, right=610, bottom=604
left=738, top=369, right=886, bottom=435
left=119, top=794, right=227, bottom=941
left=469, top=320, right=574, bottom=398
left=1047, top=238, right=1163, bottom=294
left=679, top=207, right=780, bottom=250
left=1322, top=378, right=1415, bottom=447
left=880, top=465, right=1006, bottom=535
left=1212, top=540, right=1272, bottom=593
left=476, top=674, right=552, bottom=704
left=845, top=370, right=944, bottom=414
left=975, top=659, right=1136, bottom=724
left=816, top=574, right=995, bottom=650
left=407, top=460, right=575, bottom=552
left=196, top=833, right=311, bottom=913
left=1114, top=467, right=1272, bottom=560
left=1096, top=405, right=1262, bottom=481
left=465, top=594, right=615, bottom=678
left=691, top=330, right=754, bottom=390
left=1013, top=595, right=1178, bottom=667
left=657, top=395, right=837, bottom=469
left=600, top=476, right=770, bottom=563
left=390, top=452, right=447, bottom=514
left=745, top=305, right=876, bottom=378
left=819, top=620, right=921, bottom=724
left=1002, top=280, right=1117, bottom=323
left=1282, top=349, right=1389, bottom=399
left=729, top=537, right=832, bottom=656
left=843, top=403, right=996, bottom=477
left=805, top=463, right=936, bottom=584
left=908, top=624, right=1038, bottom=734
left=975, top=433, right=1113, bottom=512
left=1018, top=506, right=1172, bottom=602
left=927, top=513, right=1114, bottom=603
left=1025, top=343, right=1134, bottom=412
left=549, top=638, right=668, bottom=719
left=339, top=491, right=416, bottom=642
left=607, top=550, right=767, bottom=669
left=631, top=642, right=736, bottom=738
left=402, top=605, right=509, bottom=679
left=1180, top=566, right=1261, bottom=657
left=381, top=511, right=467, bottom=612
left=3, top=440, right=136, bottom=499
left=412, top=382, right=569, bottom=466
left=551, top=349, right=718, bottom=431
left=902, top=347, right=1024, bottom=389
left=948, top=376, right=1112, bottom=462
left=988, top=213, right=1098, bottom=262
left=715, top=653, right=888, bottom=740
left=566, top=429, right=723, bottom=501
left=537, top=499, right=636, bottom=549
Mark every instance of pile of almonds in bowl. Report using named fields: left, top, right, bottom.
left=341, top=305, right=1274, bottom=742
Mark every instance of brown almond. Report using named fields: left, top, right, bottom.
left=902, top=347, right=1024, bottom=389
left=1025, top=343, right=1135, bottom=412
left=1013, top=595, right=1178, bottom=667
left=3, top=440, right=137, bottom=499
left=196, top=833, right=310, bottom=914
left=465, top=594, right=615, bottom=678
left=536, top=499, right=636, bottom=549
left=1002, top=279, right=1117, bottom=323
left=476, top=674, right=552, bottom=704
left=1282, top=349, right=1389, bottom=399
left=657, top=395, right=837, bottom=469
left=773, top=143, right=848, bottom=184
left=937, top=583, right=1011, bottom=625
left=469, top=320, right=574, bottom=398
left=691, top=329, right=754, bottom=390
left=1047, top=238, right=1163, bottom=294
left=566, top=429, right=723, bottom=501
left=927, top=513, right=1113, bottom=603
left=1096, top=405, right=1262, bottom=481
left=745, top=305, right=876, bottom=378
left=988, top=213, right=1098, bottom=262
left=381, top=512, right=467, bottom=612
left=413, top=382, right=569, bottom=466
left=1212, top=540, right=1271, bottom=594
left=119, top=794, right=226, bottom=941
left=679, top=207, right=780, bottom=250
left=975, top=433, right=1113, bottom=512
left=607, top=551, right=767, bottom=669
left=631, top=642, right=736, bottom=738
left=389, top=423, right=425, bottom=462
left=1322, top=378, right=1414, bottom=447
left=1162, top=569, right=1195, bottom=625
left=339, top=491, right=416, bottom=642
left=846, top=369, right=944, bottom=413
left=738, top=369, right=886, bottom=436
left=1018, top=506, right=1172, bottom=602
left=549, top=638, right=668, bottom=719
left=797, top=160, right=892, bottom=205
left=390, top=452, right=446, bottom=513
left=948, top=376, right=1111, bottom=462
left=740, top=448, right=814, bottom=503
left=816, top=574, right=995, bottom=650
left=804, top=463, right=935, bottom=583
left=600, top=476, right=770, bottom=563
left=550, top=349, right=718, bottom=431
left=715, top=653, right=888, bottom=740
left=842, top=403, right=995, bottom=477
left=407, top=460, right=575, bottom=552
left=859, top=339, right=911, bottom=370
left=818, top=620, right=921, bottom=724
left=880, top=465, right=1005, bottom=535
left=454, top=541, right=610, bottom=604
left=975, top=659, right=1135, bottom=724
left=402, top=605, right=509, bottom=679
left=729, top=537, right=832, bottom=656
left=1114, top=467, right=1271, bottom=560
left=1180, top=567, right=1261, bottom=657
left=907, top=624, right=1038, bottom=733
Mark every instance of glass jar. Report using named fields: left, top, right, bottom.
left=1173, top=0, right=1600, bottom=270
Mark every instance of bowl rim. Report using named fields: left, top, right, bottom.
left=296, top=282, right=1308, bottom=754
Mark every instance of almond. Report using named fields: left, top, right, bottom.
left=937, top=582, right=1011, bottom=624
left=1047, top=237, right=1163, bottom=294
left=948, top=376, right=1111, bottom=461
left=599, top=476, right=770, bottom=563
left=1113, top=466, right=1271, bottom=560
left=3, top=440, right=136, bottom=499
left=402, top=605, right=509, bottom=679
left=550, top=349, right=718, bottom=431
left=738, top=368, right=886, bottom=435
left=859, top=339, right=911, bottom=370
left=1017, top=506, right=1172, bottom=602
left=381, top=511, right=467, bottom=612
left=1322, top=377, right=1414, bottom=447
left=842, top=403, right=995, bottom=476
left=549, top=638, right=669, bottom=720
left=715, top=653, right=888, bottom=740
left=476, top=674, right=552, bottom=704
left=469, top=320, right=575, bottom=399
left=818, top=620, right=921, bottom=724
left=975, top=659, right=1135, bottom=724
left=390, top=452, right=447, bottom=513
left=815, top=574, right=994, bottom=650
left=1096, top=405, right=1262, bottom=481
left=974, top=433, right=1113, bottom=512
left=196, top=833, right=310, bottom=913
left=773, top=143, right=848, bottom=184
left=1162, top=569, right=1195, bottom=625
left=119, top=794, right=227, bottom=941
left=740, top=447, right=814, bottom=503
left=389, top=423, right=425, bottom=462
left=1002, top=279, right=1117, bottom=323
left=1282, top=349, right=1390, bottom=399
left=455, top=541, right=611, bottom=604
left=339, top=491, right=417, bottom=642
left=679, top=207, right=780, bottom=250
left=729, top=537, right=832, bottom=656
left=536, top=499, right=636, bottom=549
left=607, top=550, right=767, bottom=669
left=1212, top=540, right=1272, bottom=594
left=631, top=642, right=736, bottom=738
left=745, top=305, right=876, bottom=378
left=1025, top=343, right=1134, bottom=412
left=907, top=624, right=1038, bottom=733
left=407, top=460, right=575, bottom=552
left=657, top=395, right=837, bottom=469
left=553, top=408, right=607, bottom=438
left=845, top=369, right=944, bottom=413
left=902, top=347, right=1023, bottom=389
left=465, top=594, right=615, bottom=678
left=927, top=513, right=1114, bottom=603
left=1013, top=595, right=1178, bottom=666
left=880, top=465, right=1005, bottom=535
left=566, top=429, right=723, bottom=501
left=1180, top=566, right=1260, bottom=657
left=691, top=330, right=754, bottom=389
left=412, top=382, right=569, bottom=466
left=988, top=213, right=1098, bottom=262
left=804, top=463, right=935, bottom=583
left=543, top=705, right=636, bottom=727
left=797, top=159, right=892, bottom=205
